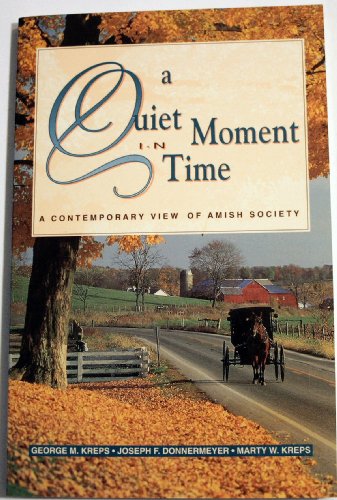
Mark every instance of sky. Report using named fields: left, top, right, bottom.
left=95, top=176, right=333, bottom=269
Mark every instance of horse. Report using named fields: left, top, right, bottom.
left=249, top=314, right=271, bottom=386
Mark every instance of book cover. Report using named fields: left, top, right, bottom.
left=6, top=3, right=336, bottom=498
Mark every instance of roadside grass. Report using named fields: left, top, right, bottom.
left=84, top=327, right=164, bottom=374
left=73, top=307, right=230, bottom=334
left=85, top=327, right=149, bottom=351
left=274, top=333, right=335, bottom=359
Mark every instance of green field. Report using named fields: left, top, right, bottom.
left=11, top=275, right=333, bottom=323
left=72, top=285, right=211, bottom=311
left=12, top=276, right=210, bottom=312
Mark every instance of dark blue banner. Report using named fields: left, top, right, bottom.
left=29, top=444, right=313, bottom=457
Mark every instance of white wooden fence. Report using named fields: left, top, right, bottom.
left=9, top=348, right=149, bottom=383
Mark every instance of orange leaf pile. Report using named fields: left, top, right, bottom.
left=8, top=379, right=332, bottom=498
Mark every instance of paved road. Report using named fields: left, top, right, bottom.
left=126, top=327, right=336, bottom=479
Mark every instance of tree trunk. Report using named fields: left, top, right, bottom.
left=9, top=15, right=103, bottom=389
left=211, top=287, right=217, bottom=308
left=9, top=237, right=80, bottom=389
left=135, top=291, right=140, bottom=312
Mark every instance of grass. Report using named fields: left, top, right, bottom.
left=72, top=307, right=229, bottom=333
left=274, top=332, right=335, bottom=359
left=13, top=275, right=332, bottom=323
left=12, top=276, right=210, bottom=311
left=85, top=328, right=150, bottom=351
left=84, top=327, right=170, bottom=375
left=73, top=285, right=210, bottom=310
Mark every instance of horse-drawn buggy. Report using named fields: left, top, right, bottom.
left=222, top=306, right=285, bottom=385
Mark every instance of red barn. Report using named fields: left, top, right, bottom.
left=218, top=279, right=298, bottom=307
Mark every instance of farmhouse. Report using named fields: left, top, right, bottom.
left=153, top=289, right=170, bottom=297
left=192, top=278, right=297, bottom=307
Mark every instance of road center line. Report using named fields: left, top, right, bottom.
left=140, top=337, right=336, bottom=453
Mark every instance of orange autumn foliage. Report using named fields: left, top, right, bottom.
left=8, top=380, right=331, bottom=498
left=107, top=235, right=165, bottom=253
left=77, top=237, right=104, bottom=268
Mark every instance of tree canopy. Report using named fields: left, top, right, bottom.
left=190, top=240, right=243, bottom=307
left=107, top=235, right=164, bottom=310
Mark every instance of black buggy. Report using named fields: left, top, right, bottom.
left=222, top=306, right=285, bottom=382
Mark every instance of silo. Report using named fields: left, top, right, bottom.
left=180, top=269, right=193, bottom=297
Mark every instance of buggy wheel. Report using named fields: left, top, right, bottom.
left=222, top=341, right=226, bottom=381
left=274, top=343, right=279, bottom=380
left=280, top=345, right=285, bottom=382
left=224, top=346, right=230, bottom=382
